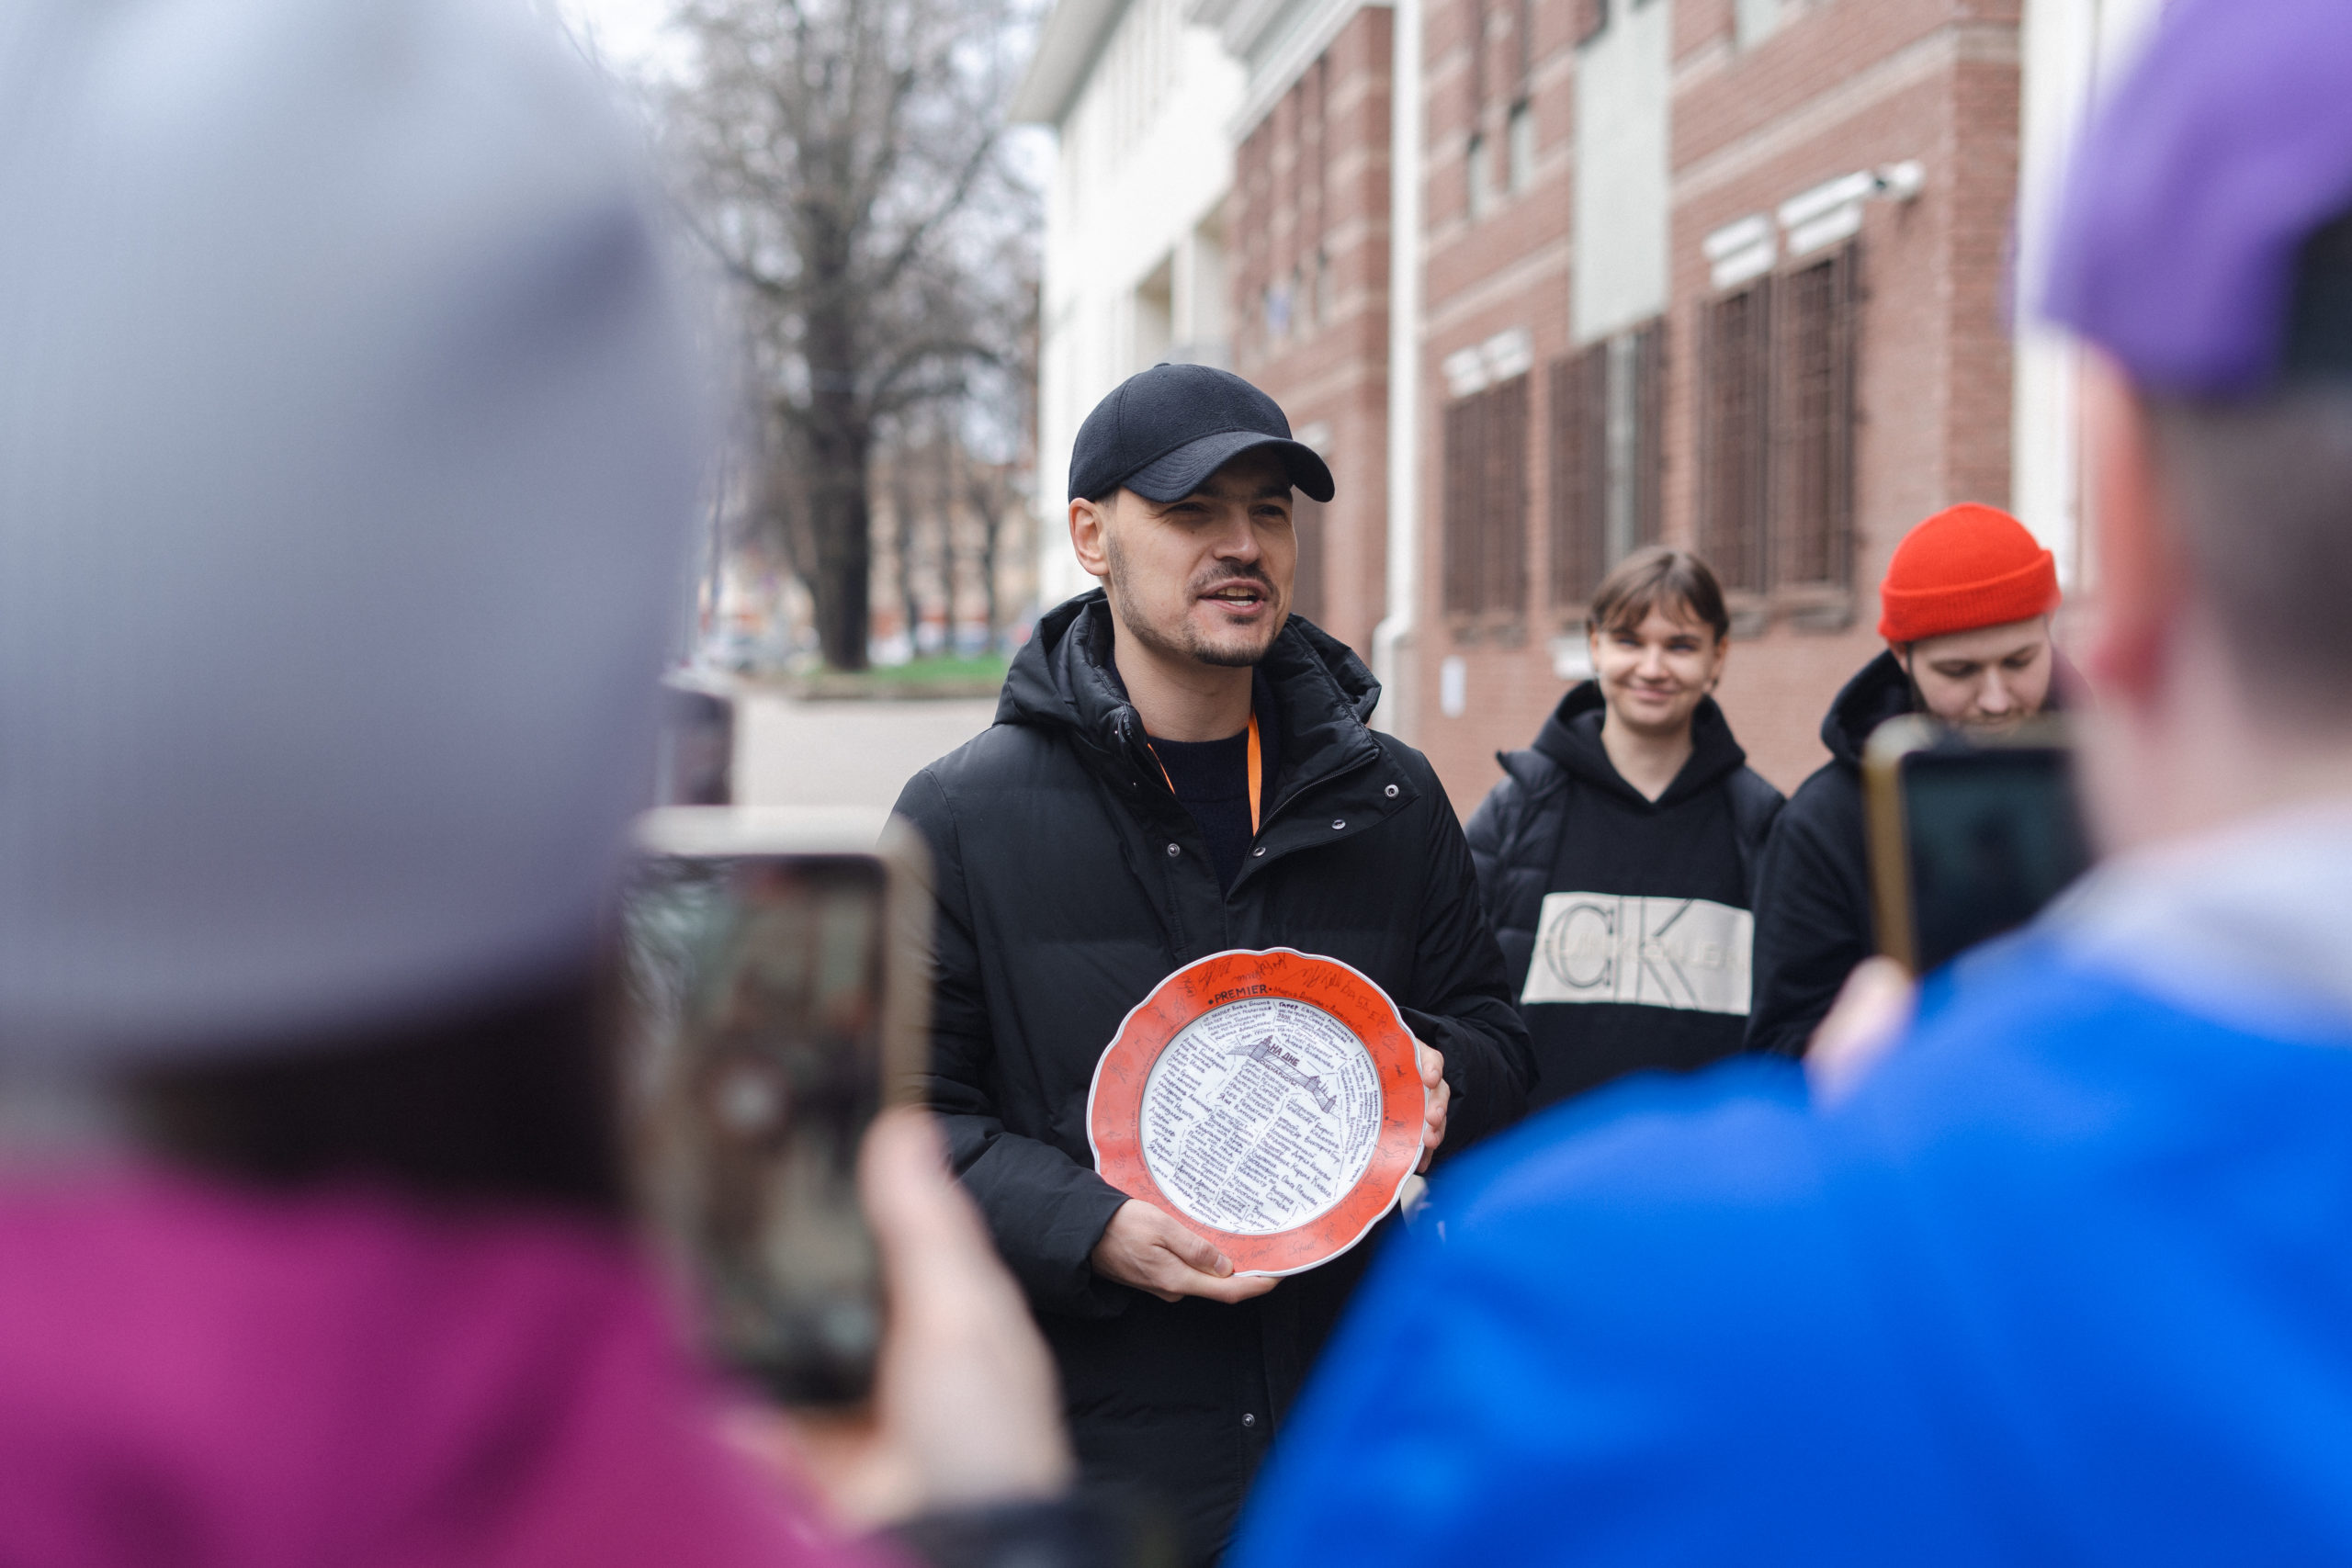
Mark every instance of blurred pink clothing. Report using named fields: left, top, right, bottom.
left=0, top=1164, right=885, bottom=1568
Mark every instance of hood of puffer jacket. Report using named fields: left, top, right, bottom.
left=1820, top=651, right=1918, bottom=771
left=999, top=591, right=1383, bottom=788
left=1519, top=681, right=1750, bottom=810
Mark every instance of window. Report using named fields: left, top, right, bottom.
left=1772, top=248, right=1858, bottom=590
left=1699, top=282, right=1770, bottom=593
left=1697, top=243, right=1860, bottom=612
left=1549, top=321, right=1664, bottom=609
left=1467, top=133, right=1491, bottom=222
left=1443, top=374, right=1531, bottom=619
left=1549, top=344, right=1608, bottom=607
left=1735, top=0, right=1782, bottom=49
left=1292, top=495, right=1328, bottom=626
left=1507, top=100, right=1535, bottom=194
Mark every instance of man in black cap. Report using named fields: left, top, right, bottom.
left=891, top=363, right=1532, bottom=1563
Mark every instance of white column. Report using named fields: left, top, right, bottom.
left=1372, top=0, right=1422, bottom=734
left=2011, top=0, right=2168, bottom=593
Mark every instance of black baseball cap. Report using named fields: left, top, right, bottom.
left=1068, top=363, right=1336, bottom=504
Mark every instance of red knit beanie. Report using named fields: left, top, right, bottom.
left=1878, top=504, right=2061, bottom=643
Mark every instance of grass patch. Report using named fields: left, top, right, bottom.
left=852, top=652, right=1011, bottom=684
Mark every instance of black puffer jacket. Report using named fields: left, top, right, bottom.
left=1746, top=649, right=2076, bottom=1055
left=1743, top=651, right=1915, bottom=1056
left=1465, top=683, right=1782, bottom=1106
left=891, top=592, right=1532, bottom=1565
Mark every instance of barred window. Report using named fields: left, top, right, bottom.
left=1547, top=320, right=1663, bottom=609
left=1291, top=495, right=1327, bottom=626
left=1628, top=320, right=1667, bottom=559
left=1548, top=343, right=1608, bottom=607
left=1772, top=248, right=1859, bottom=590
left=1699, top=280, right=1771, bottom=594
left=1697, top=243, right=1860, bottom=609
left=1442, top=374, right=1531, bottom=619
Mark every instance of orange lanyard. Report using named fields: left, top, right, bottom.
left=1148, top=712, right=1263, bottom=835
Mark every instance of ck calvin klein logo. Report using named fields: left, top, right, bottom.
left=1521, top=893, right=1753, bottom=1015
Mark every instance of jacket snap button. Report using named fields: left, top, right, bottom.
left=1331, top=818, right=1346, bottom=830
left=1385, top=784, right=1399, bottom=798
left=1242, top=1412, right=1258, bottom=1428
left=1252, top=846, right=1266, bottom=857
left=1166, top=842, right=1181, bottom=857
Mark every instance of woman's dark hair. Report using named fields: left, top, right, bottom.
left=130, top=965, right=628, bottom=1217
left=1586, top=547, right=1732, bottom=644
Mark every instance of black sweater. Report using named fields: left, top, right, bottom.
left=1465, top=683, right=1783, bottom=1108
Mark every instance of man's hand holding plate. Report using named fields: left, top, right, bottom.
left=1415, top=1038, right=1450, bottom=1174
left=1091, top=1199, right=1282, bottom=1303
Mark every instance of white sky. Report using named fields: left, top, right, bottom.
left=555, top=0, right=684, bottom=81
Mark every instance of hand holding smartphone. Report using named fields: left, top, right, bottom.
left=1863, top=716, right=2093, bottom=976
left=621, top=807, right=931, bottom=1407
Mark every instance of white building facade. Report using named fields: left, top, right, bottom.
left=2010, top=0, right=2167, bottom=597
left=1012, top=0, right=1246, bottom=610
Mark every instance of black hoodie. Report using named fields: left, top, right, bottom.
left=1743, top=650, right=1918, bottom=1056
left=891, top=592, right=1532, bottom=1565
left=1464, top=682, right=1784, bottom=1108
left=1746, top=649, right=2076, bottom=1055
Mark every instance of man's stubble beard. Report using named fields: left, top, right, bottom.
left=1103, top=529, right=1283, bottom=670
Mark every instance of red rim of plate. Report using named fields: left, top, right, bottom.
left=1086, top=947, right=1424, bottom=1277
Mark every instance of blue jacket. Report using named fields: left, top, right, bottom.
left=1231, top=931, right=2352, bottom=1563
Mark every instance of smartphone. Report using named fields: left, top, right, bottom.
left=1863, top=716, right=2093, bottom=976
left=620, top=807, right=931, bottom=1406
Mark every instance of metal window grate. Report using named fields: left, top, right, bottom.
left=1632, top=318, right=1667, bottom=551
left=1771, top=247, right=1858, bottom=590
left=1443, top=398, right=1482, bottom=615
left=1699, top=282, right=1771, bottom=593
left=1547, top=344, right=1608, bottom=607
left=1292, top=495, right=1327, bottom=626
left=1549, top=319, right=1665, bottom=610
left=1442, top=374, right=1531, bottom=617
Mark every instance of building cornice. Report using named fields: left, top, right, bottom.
left=1217, top=0, right=1390, bottom=141
left=1009, top=0, right=1129, bottom=126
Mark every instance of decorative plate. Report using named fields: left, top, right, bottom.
left=1086, top=947, right=1424, bottom=1277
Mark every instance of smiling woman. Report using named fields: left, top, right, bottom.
left=1465, top=547, right=1787, bottom=1108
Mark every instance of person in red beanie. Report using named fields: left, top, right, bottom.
left=1743, top=503, right=2063, bottom=1055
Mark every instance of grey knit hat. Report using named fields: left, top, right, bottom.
left=0, top=0, right=707, bottom=1064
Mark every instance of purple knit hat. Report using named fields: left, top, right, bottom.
left=2041, top=0, right=2352, bottom=398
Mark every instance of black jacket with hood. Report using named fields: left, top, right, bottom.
left=890, top=592, right=1532, bottom=1565
left=1742, top=649, right=1914, bottom=1057
left=1745, top=649, right=2075, bottom=1055
left=1464, top=682, right=1783, bottom=1107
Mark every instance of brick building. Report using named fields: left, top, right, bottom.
left=1398, top=0, right=2029, bottom=802
left=1017, top=0, right=2163, bottom=803
left=1213, top=0, right=1396, bottom=659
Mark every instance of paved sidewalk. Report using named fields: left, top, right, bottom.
left=733, top=690, right=999, bottom=810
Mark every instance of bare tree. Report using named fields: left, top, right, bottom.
left=954, top=214, right=1039, bottom=649
left=670, top=0, right=1034, bottom=669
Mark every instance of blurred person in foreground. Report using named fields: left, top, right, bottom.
left=0, top=4, right=1080, bottom=1564
left=1744, top=502, right=2064, bottom=1056
left=1232, top=0, right=2352, bottom=1560
left=1465, top=547, right=1782, bottom=1107
left=892, top=364, right=1532, bottom=1564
